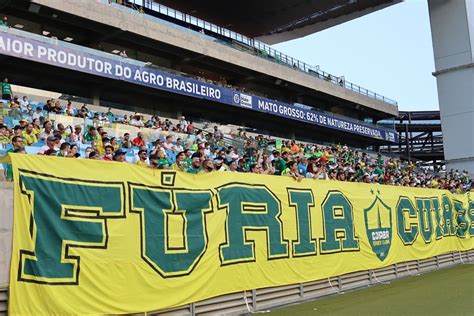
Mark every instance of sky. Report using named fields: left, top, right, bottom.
left=273, top=0, right=438, bottom=111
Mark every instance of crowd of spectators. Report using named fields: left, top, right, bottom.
left=0, top=94, right=471, bottom=193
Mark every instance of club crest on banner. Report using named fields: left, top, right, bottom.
left=364, top=189, right=392, bottom=261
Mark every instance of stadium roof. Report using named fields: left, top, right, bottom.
left=154, top=0, right=401, bottom=44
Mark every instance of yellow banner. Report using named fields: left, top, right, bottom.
left=8, top=154, right=474, bottom=315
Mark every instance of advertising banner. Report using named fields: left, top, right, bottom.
left=0, top=30, right=397, bottom=142
left=8, top=154, right=473, bottom=315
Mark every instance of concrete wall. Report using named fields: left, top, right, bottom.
left=31, top=0, right=398, bottom=117
left=0, top=182, right=13, bottom=287
left=428, top=0, right=474, bottom=174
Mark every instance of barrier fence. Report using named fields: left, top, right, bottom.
left=1, top=250, right=473, bottom=315
left=3, top=154, right=473, bottom=315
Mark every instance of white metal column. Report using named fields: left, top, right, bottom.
left=428, top=0, right=474, bottom=174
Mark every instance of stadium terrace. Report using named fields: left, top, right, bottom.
left=0, top=95, right=470, bottom=193
left=0, top=0, right=473, bottom=314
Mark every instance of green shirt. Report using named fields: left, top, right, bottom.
left=158, top=158, right=170, bottom=167
left=186, top=166, right=202, bottom=174
left=4, top=148, right=13, bottom=181
left=257, top=138, right=268, bottom=149
left=1, top=82, right=12, bottom=96
left=374, top=167, right=383, bottom=176
left=281, top=167, right=291, bottom=176
left=84, top=132, right=100, bottom=142
left=274, top=158, right=287, bottom=176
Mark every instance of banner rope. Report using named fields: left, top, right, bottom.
left=327, top=277, right=344, bottom=294
left=459, top=251, right=474, bottom=265
left=243, top=290, right=270, bottom=314
left=371, top=270, right=390, bottom=285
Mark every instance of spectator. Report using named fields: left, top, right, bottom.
left=0, top=124, right=9, bottom=144
left=89, top=151, right=100, bottom=160
left=133, top=132, right=145, bottom=147
left=130, top=114, right=144, bottom=127
left=1, top=78, right=12, bottom=100
left=273, top=150, right=289, bottom=175
left=186, top=153, right=202, bottom=174
left=156, top=151, right=170, bottom=168
left=51, top=100, right=63, bottom=114
left=57, top=142, right=70, bottom=157
left=106, top=107, right=114, bottom=117
left=175, top=138, right=184, bottom=152
left=8, top=102, right=21, bottom=119
left=22, top=123, right=38, bottom=145
left=56, top=123, right=69, bottom=139
left=162, top=135, right=174, bottom=151
left=136, top=149, right=148, bottom=166
left=282, top=161, right=304, bottom=181
left=100, top=112, right=109, bottom=123
left=171, top=151, right=187, bottom=171
left=38, top=121, right=54, bottom=140
left=19, top=96, right=29, bottom=112
left=228, top=160, right=238, bottom=172
left=38, top=136, right=59, bottom=155
left=214, top=157, right=228, bottom=171
left=68, top=144, right=80, bottom=158
left=178, top=116, right=188, bottom=132
left=250, top=163, right=261, bottom=174
left=0, top=16, right=8, bottom=27
left=121, top=133, right=131, bottom=148
left=297, top=157, right=308, bottom=177
left=65, top=101, right=74, bottom=116
left=113, top=149, right=127, bottom=162
left=213, top=125, right=222, bottom=139
left=44, top=148, right=57, bottom=156
left=186, top=121, right=194, bottom=134
left=200, top=159, right=214, bottom=173
left=32, top=107, right=43, bottom=120
left=103, top=145, right=115, bottom=161
left=0, top=102, right=8, bottom=116
left=69, top=125, right=84, bottom=144
left=110, top=137, right=120, bottom=151
left=84, top=126, right=100, bottom=142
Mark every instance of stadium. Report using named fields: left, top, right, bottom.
left=0, top=0, right=472, bottom=315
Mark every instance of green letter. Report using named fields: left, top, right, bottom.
left=288, top=189, right=316, bottom=256
left=468, top=200, right=474, bottom=237
left=396, top=197, right=419, bottom=245
left=19, top=174, right=124, bottom=284
left=416, top=198, right=433, bottom=243
left=431, top=198, right=443, bottom=239
left=319, top=191, right=359, bottom=253
left=218, top=184, right=288, bottom=264
left=131, top=186, right=212, bottom=277
left=454, top=200, right=468, bottom=238
left=441, top=195, right=456, bottom=236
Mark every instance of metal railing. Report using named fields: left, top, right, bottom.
left=119, top=0, right=398, bottom=107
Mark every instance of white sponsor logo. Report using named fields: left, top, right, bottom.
left=233, top=93, right=240, bottom=104
left=386, top=132, right=395, bottom=142
left=239, top=93, right=252, bottom=108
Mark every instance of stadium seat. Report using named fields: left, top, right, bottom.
left=25, top=146, right=42, bottom=155
left=165, top=150, right=177, bottom=163
left=3, top=117, right=13, bottom=128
